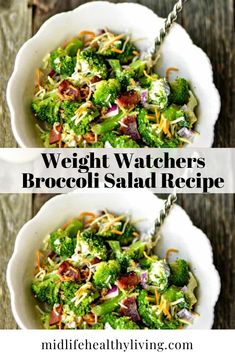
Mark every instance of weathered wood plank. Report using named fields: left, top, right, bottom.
left=0, top=194, right=32, bottom=329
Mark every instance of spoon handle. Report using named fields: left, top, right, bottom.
left=155, top=0, right=189, bottom=49
left=151, top=192, right=177, bottom=241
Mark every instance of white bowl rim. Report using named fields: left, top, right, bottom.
left=6, top=0, right=221, bottom=148
left=7, top=190, right=221, bottom=329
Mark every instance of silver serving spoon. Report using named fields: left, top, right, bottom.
left=150, top=0, right=189, bottom=65
left=145, top=192, right=177, bottom=250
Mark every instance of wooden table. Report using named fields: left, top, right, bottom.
left=0, top=0, right=234, bottom=329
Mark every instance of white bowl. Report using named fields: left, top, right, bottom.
left=7, top=190, right=220, bottom=329
left=7, top=1, right=220, bottom=148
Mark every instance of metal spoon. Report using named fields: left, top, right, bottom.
left=150, top=0, right=189, bottom=65
left=147, top=192, right=177, bottom=247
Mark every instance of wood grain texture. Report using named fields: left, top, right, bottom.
left=0, top=194, right=32, bottom=329
left=0, top=0, right=32, bottom=147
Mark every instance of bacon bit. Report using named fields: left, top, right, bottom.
left=80, top=85, right=90, bottom=100
left=119, top=115, right=141, bottom=141
left=166, top=67, right=179, bottom=81
left=119, top=297, right=141, bottom=322
left=83, top=313, right=96, bottom=325
left=83, top=132, right=96, bottom=144
left=48, top=251, right=56, bottom=259
left=36, top=250, right=42, bottom=270
left=116, top=272, right=140, bottom=290
left=117, top=91, right=140, bottom=109
left=90, top=257, right=101, bottom=265
left=155, top=289, right=160, bottom=305
left=49, top=123, right=63, bottom=145
left=58, top=261, right=80, bottom=282
left=91, top=76, right=102, bottom=84
left=49, top=305, right=63, bottom=326
left=48, top=69, right=56, bottom=78
left=58, top=80, right=80, bottom=101
left=166, top=248, right=179, bottom=262
left=79, top=30, right=96, bottom=37
left=111, top=229, right=123, bottom=235
left=111, top=48, right=123, bottom=54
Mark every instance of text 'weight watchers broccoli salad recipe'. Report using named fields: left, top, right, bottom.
left=32, top=30, right=198, bottom=148
left=32, top=211, right=198, bottom=329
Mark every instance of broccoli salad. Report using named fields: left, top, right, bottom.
left=32, top=211, right=199, bottom=329
left=32, top=29, right=198, bottom=148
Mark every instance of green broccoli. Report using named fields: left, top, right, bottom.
left=78, top=49, right=108, bottom=79
left=102, top=132, right=140, bottom=148
left=65, top=38, right=84, bottom=57
left=93, top=79, right=121, bottom=107
left=50, top=228, right=77, bottom=258
left=103, top=313, right=139, bottom=329
left=92, top=111, right=125, bottom=135
left=169, top=259, right=190, bottom=287
left=91, top=322, right=105, bottom=329
left=92, top=292, right=125, bottom=316
left=97, top=219, right=137, bottom=245
left=64, top=219, right=83, bottom=237
left=69, top=291, right=99, bottom=317
left=93, top=260, right=120, bottom=288
left=31, top=93, right=61, bottom=125
left=149, top=78, right=171, bottom=110
left=31, top=274, right=60, bottom=306
left=109, top=240, right=145, bottom=269
left=71, top=109, right=100, bottom=136
left=60, top=281, right=81, bottom=302
left=162, top=286, right=188, bottom=309
left=137, top=290, right=165, bottom=329
left=137, top=109, right=164, bottom=147
left=50, top=47, right=76, bottom=77
left=169, top=78, right=190, bottom=105
left=148, top=259, right=170, bottom=292
left=139, top=255, right=159, bottom=269
left=78, top=229, right=107, bottom=260
left=118, top=41, right=138, bottom=64
left=109, top=59, right=145, bottom=87
left=61, top=100, right=81, bottom=121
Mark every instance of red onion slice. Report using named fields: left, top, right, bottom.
left=105, top=285, right=119, bottom=299
left=105, top=104, right=119, bottom=118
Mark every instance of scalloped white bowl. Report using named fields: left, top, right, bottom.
left=7, top=1, right=220, bottom=147
left=7, top=190, right=220, bottom=329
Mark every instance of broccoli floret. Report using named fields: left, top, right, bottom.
left=148, top=259, right=170, bottom=292
left=92, top=293, right=125, bottom=316
left=169, top=259, right=190, bottom=287
left=93, top=79, right=121, bottom=107
left=31, top=93, right=61, bottom=125
left=50, top=48, right=76, bottom=76
left=162, top=286, right=188, bottom=308
left=92, top=111, right=125, bottom=135
left=70, top=291, right=99, bottom=317
left=109, top=240, right=145, bottom=270
left=169, top=78, right=190, bottom=105
left=65, top=38, right=84, bottom=57
left=78, top=229, right=107, bottom=260
left=137, top=108, right=164, bottom=147
left=102, top=132, right=139, bottom=148
left=60, top=281, right=81, bottom=302
left=64, top=219, right=83, bottom=237
left=162, top=105, right=186, bottom=122
left=97, top=220, right=137, bottom=245
left=78, top=49, right=108, bottom=79
left=118, top=41, right=138, bottom=64
left=93, top=260, right=120, bottom=288
left=31, top=275, right=60, bottom=306
left=50, top=228, right=77, bottom=258
left=61, top=100, right=81, bottom=120
left=91, top=322, right=105, bottom=329
left=109, top=59, right=145, bottom=87
left=139, top=255, right=159, bottom=269
left=104, top=313, right=139, bottom=329
left=149, top=78, right=170, bottom=110
left=74, top=110, right=99, bottom=136
left=137, top=290, right=165, bottom=329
